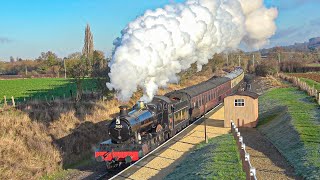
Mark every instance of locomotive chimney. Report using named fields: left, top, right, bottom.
left=119, top=105, right=129, bottom=117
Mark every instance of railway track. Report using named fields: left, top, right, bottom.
left=95, top=103, right=223, bottom=180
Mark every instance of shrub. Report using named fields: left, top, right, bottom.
left=255, top=60, right=279, bottom=76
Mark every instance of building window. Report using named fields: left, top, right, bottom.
left=234, top=99, right=245, bottom=107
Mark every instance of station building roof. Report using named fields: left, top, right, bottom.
left=233, top=91, right=259, bottom=99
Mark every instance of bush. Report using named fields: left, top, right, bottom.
left=255, top=60, right=279, bottom=76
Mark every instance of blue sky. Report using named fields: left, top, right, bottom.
left=0, top=0, right=319, bottom=61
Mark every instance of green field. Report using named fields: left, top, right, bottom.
left=165, top=134, right=246, bottom=180
left=258, top=87, right=320, bottom=179
left=300, top=78, right=320, bottom=91
left=0, top=78, right=98, bottom=103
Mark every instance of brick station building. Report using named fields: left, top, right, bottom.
left=224, top=91, right=259, bottom=128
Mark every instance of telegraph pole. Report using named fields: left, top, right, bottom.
left=226, top=54, right=229, bottom=66
left=238, top=55, right=241, bottom=67
left=252, top=54, right=255, bottom=67
left=64, top=59, right=67, bottom=79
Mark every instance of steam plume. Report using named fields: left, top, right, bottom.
left=107, top=0, right=278, bottom=102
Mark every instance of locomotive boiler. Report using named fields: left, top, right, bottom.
left=108, top=96, right=171, bottom=144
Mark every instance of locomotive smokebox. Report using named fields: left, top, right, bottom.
left=119, top=105, right=129, bottom=117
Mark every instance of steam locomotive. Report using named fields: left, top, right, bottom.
left=95, top=68, right=244, bottom=168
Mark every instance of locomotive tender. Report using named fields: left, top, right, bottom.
left=95, top=68, right=244, bottom=168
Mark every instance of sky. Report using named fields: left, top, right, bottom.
left=0, top=0, right=320, bottom=61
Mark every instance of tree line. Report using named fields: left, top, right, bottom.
left=0, top=51, right=108, bottom=77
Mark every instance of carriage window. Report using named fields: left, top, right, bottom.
left=175, top=112, right=179, bottom=120
left=234, top=99, right=245, bottom=107
left=164, top=103, right=167, bottom=110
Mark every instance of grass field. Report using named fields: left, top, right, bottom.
left=258, top=87, right=320, bottom=179
left=0, top=78, right=98, bottom=103
left=165, top=134, right=246, bottom=180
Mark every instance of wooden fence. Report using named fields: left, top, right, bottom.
left=231, top=120, right=257, bottom=180
left=278, top=73, right=320, bottom=105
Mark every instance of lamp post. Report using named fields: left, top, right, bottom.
left=204, top=95, right=208, bottom=143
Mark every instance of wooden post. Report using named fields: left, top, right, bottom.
left=4, top=96, right=7, bottom=107
left=240, top=144, right=246, bottom=171
left=11, top=96, right=15, bottom=107
left=244, top=153, right=251, bottom=180
left=318, top=92, right=320, bottom=105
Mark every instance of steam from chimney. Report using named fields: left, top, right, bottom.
left=107, top=0, right=278, bottom=102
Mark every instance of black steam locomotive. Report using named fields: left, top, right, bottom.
left=95, top=68, right=244, bottom=168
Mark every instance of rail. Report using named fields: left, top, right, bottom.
left=231, top=120, right=257, bottom=180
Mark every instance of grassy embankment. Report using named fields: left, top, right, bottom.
left=166, top=134, right=246, bottom=180
left=0, top=78, right=98, bottom=104
left=257, top=87, right=320, bottom=179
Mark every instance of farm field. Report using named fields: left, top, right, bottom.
left=258, top=87, right=320, bottom=179
left=165, top=134, right=246, bottom=180
left=287, top=73, right=320, bottom=90
left=0, top=78, right=98, bottom=103
left=288, top=72, right=320, bottom=83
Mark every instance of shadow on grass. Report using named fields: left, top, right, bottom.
left=17, top=79, right=99, bottom=103
left=54, top=120, right=110, bottom=169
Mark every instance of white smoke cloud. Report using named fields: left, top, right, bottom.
left=107, top=0, right=278, bottom=102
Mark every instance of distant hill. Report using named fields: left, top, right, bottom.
left=260, top=36, right=320, bottom=54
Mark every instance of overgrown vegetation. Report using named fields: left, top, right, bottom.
left=165, top=134, right=246, bottom=180
left=258, top=87, right=320, bottom=179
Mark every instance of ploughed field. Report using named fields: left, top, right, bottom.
left=0, top=78, right=97, bottom=103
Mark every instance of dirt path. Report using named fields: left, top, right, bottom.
left=241, top=74, right=300, bottom=179
left=240, top=128, right=298, bottom=180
